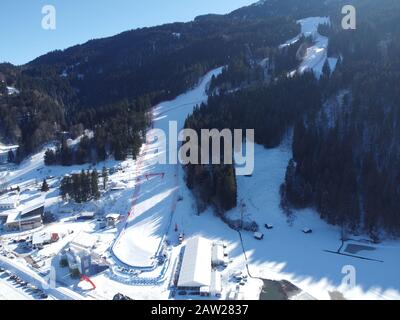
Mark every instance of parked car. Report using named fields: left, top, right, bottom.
left=113, top=293, right=133, bottom=300
left=39, top=293, right=48, bottom=299
left=254, top=232, right=264, bottom=240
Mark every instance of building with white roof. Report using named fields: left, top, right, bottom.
left=211, top=243, right=225, bottom=267
left=70, top=231, right=98, bottom=250
left=1, top=195, right=45, bottom=231
left=105, top=213, right=120, bottom=227
left=32, top=231, right=59, bottom=248
left=65, top=245, right=92, bottom=275
left=0, top=192, right=20, bottom=211
left=4, top=202, right=44, bottom=231
left=210, top=270, right=222, bottom=297
left=62, top=232, right=98, bottom=276
left=177, top=236, right=212, bottom=290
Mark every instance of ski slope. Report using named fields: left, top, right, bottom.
left=110, top=64, right=400, bottom=299
left=281, top=17, right=338, bottom=78
left=112, top=67, right=223, bottom=268
left=2, top=59, right=399, bottom=300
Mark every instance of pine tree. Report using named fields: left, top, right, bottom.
left=7, top=150, right=15, bottom=163
left=60, top=138, right=73, bottom=166
left=102, top=167, right=108, bottom=190
left=91, top=170, right=100, bottom=199
left=322, top=59, right=331, bottom=79
left=72, top=173, right=82, bottom=203
left=44, top=149, right=57, bottom=166
left=41, top=179, right=50, bottom=192
left=81, top=170, right=91, bottom=202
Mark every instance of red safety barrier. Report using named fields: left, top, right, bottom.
left=81, top=275, right=96, bottom=290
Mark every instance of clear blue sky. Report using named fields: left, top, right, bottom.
left=1, top=0, right=256, bottom=65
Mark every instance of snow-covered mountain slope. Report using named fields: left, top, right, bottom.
left=112, top=68, right=223, bottom=268
left=2, top=64, right=400, bottom=300
left=280, top=17, right=337, bottom=78
left=111, top=63, right=400, bottom=299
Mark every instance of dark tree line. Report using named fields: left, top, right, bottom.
left=183, top=69, right=321, bottom=214
left=60, top=170, right=100, bottom=203
left=281, top=0, right=400, bottom=237
left=190, top=71, right=321, bottom=149
left=43, top=99, right=148, bottom=165
left=0, top=9, right=299, bottom=163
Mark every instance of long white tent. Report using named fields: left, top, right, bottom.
left=177, top=236, right=212, bottom=288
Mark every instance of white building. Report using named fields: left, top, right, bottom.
left=210, top=270, right=222, bottom=297
left=4, top=203, right=44, bottom=231
left=65, top=246, right=92, bottom=275
left=0, top=193, right=20, bottom=211
left=63, top=232, right=98, bottom=275
left=32, top=231, right=59, bottom=248
left=211, top=243, right=225, bottom=267
left=105, top=213, right=120, bottom=227
left=177, top=236, right=212, bottom=291
left=6, top=86, right=20, bottom=96
left=70, top=232, right=98, bottom=250
left=0, top=192, right=45, bottom=231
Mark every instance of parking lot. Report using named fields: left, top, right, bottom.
left=0, top=267, right=51, bottom=300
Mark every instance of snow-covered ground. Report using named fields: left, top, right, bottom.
left=1, top=61, right=400, bottom=300
left=101, top=65, right=400, bottom=300
left=226, top=142, right=400, bottom=300
left=281, top=17, right=338, bottom=78
left=6, top=86, right=20, bottom=95
left=112, top=68, right=223, bottom=268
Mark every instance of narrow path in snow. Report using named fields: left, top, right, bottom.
left=237, top=230, right=262, bottom=281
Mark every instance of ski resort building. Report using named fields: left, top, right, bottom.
left=177, top=236, right=220, bottom=295
left=0, top=193, right=20, bottom=211
left=4, top=203, right=44, bottom=231
left=105, top=213, right=120, bottom=227
left=64, top=246, right=92, bottom=275
left=0, top=193, right=45, bottom=231
left=211, top=243, right=225, bottom=267
left=69, top=232, right=98, bottom=250
left=176, top=236, right=223, bottom=297
left=62, top=232, right=98, bottom=276
left=32, top=231, right=59, bottom=249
